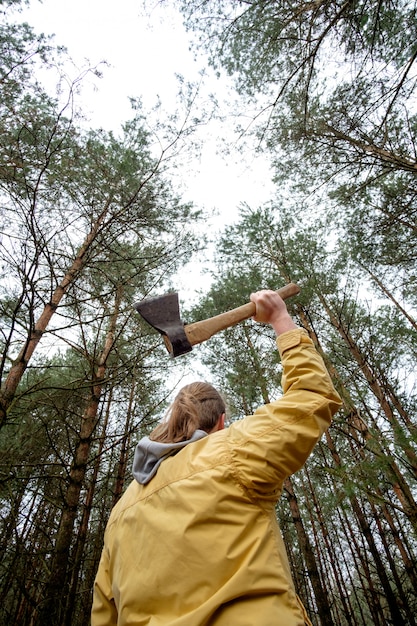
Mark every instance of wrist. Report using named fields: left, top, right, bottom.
left=270, top=314, right=298, bottom=336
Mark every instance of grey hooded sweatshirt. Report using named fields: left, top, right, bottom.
left=132, top=429, right=208, bottom=485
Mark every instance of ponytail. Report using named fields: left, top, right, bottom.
left=150, top=382, right=226, bottom=443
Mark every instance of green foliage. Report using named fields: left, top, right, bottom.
left=175, top=0, right=417, bottom=324
left=177, top=0, right=417, bottom=97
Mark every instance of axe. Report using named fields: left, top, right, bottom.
left=134, top=283, right=300, bottom=358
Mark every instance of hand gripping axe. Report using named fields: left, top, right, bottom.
left=134, top=283, right=300, bottom=358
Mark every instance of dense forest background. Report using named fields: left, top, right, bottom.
left=1, top=0, right=416, bottom=625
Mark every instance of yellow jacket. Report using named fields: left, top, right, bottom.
left=92, top=329, right=342, bottom=625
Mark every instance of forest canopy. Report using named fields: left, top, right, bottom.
left=1, top=1, right=416, bottom=624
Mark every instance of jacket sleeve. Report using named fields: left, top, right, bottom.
left=227, top=328, right=342, bottom=500
left=91, top=546, right=118, bottom=626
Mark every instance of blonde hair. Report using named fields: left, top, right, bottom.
left=150, top=382, right=226, bottom=443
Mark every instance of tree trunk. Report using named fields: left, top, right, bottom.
left=284, top=476, right=335, bottom=626
left=361, top=265, right=417, bottom=332
left=0, top=200, right=111, bottom=429
left=34, top=284, right=122, bottom=626
left=325, top=430, right=407, bottom=626
left=318, top=292, right=417, bottom=480
left=112, top=377, right=136, bottom=507
left=302, top=465, right=356, bottom=626
left=63, top=388, right=113, bottom=626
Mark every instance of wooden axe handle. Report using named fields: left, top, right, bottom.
left=184, top=283, right=300, bottom=347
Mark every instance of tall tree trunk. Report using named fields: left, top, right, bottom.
left=301, top=296, right=417, bottom=531
left=325, top=430, right=407, bottom=626
left=63, top=387, right=113, bottom=626
left=369, top=499, right=417, bottom=625
left=361, top=264, right=417, bottom=333
left=336, top=496, right=385, bottom=626
left=359, top=400, right=417, bottom=531
left=318, top=292, right=417, bottom=479
left=0, top=199, right=111, bottom=429
left=387, top=504, right=417, bottom=590
left=283, top=476, right=335, bottom=626
left=34, top=284, right=122, bottom=626
left=302, top=464, right=356, bottom=626
left=344, top=407, right=417, bottom=594
left=112, top=376, right=136, bottom=507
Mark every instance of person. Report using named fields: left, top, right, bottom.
left=91, top=289, right=342, bottom=626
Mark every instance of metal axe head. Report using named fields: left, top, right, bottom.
left=134, top=283, right=300, bottom=359
left=134, top=292, right=192, bottom=357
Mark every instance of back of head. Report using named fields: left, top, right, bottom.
left=150, top=381, right=226, bottom=443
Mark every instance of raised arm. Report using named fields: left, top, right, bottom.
left=228, top=290, right=342, bottom=498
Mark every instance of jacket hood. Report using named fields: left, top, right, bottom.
left=132, top=429, right=208, bottom=485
